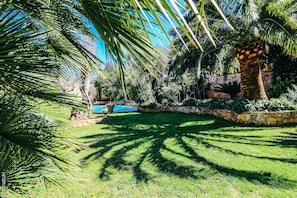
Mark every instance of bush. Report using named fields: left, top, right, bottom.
left=268, top=45, right=297, bottom=84
left=244, top=98, right=294, bottom=112
left=140, top=102, right=158, bottom=109
left=182, top=98, right=197, bottom=106
left=281, top=84, right=297, bottom=110
left=161, top=99, right=170, bottom=106
left=198, top=97, right=246, bottom=113
left=198, top=97, right=295, bottom=113
left=267, top=77, right=294, bottom=98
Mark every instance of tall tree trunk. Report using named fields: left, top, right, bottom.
left=234, top=40, right=269, bottom=101
left=238, top=58, right=268, bottom=100
left=79, top=70, right=91, bottom=107
left=97, top=88, right=102, bottom=101
left=70, top=70, right=91, bottom=120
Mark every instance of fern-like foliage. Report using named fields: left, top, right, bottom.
left=214, top=81, right=241, bottom=98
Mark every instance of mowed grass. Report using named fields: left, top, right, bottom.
left=24, top=112, right=297, bottom=197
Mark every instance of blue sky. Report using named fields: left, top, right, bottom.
left=88, top=11, right=173, bottom=64
left=92, top=25, right=171, bottom=64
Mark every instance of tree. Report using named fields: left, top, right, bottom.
left=94, top=80, right=104, bottom=101
left=169, top=0, right=297, bottom=101
left=168, top=2, right=238, bottom=100
left=228, top=0, right=296, bottom=100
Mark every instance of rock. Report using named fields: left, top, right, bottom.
left=224, top=112, right=231, bottom=120
left=237, top=114, right=250, bottom=122
left=266, top=118, right=277, bottom=125
left=206, top=91, right=231, bottom=99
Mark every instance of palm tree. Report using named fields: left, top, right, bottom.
left=170, top=0, right=297, bottom=101
left=229, top=0, right=296, bottom=100
left=0, top=9, right=79, bottom=195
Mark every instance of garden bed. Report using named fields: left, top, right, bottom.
left=139, top=106, right=297, bottom=126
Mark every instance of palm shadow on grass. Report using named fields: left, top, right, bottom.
left=81, top=113, right=297, bottom=188
left=266, top=132, right=297, bottom=148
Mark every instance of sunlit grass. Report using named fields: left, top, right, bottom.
left=19, top=112, right=297, bottom=197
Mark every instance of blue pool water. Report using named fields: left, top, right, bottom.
left=92, top=105, right=138, bottom=113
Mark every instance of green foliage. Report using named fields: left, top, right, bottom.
left=94, top=70, right=123, bottom=101
left=168, top=0, right=297, bottom=102
left=214, top=81, right=241, bottom=98
left=157, top=69, right=209, bottom=103
left=214, top=45, right=240, bottom=75
left=0, top=5, right=82, bottom=194
left=198, top=97, right=295, bottom=113
left=160, top=81, right=183, bottom=103
left=161, top=98, right=170, bottom=106
left=244, top=98, right=295, bottom=112
left=129, top=75, right=157, bottom=105
left=140, top=101, right=158, bottom=109
left=268, top=45, right=297, bottom=83
left=0, top=94, right=77, bottom=195
left=198, top=98, right=246, bottom=113
left=267, top=77, right=295, bottom=98
left=182, top=98, right=197, bottom=106
left=281, top=84, right=297, bottom=109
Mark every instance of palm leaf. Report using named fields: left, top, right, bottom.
left=0, top=93, right=79, bottom=195
left=0, top=8, right=84, bottom=107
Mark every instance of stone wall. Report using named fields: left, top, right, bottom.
left=139, top=106, right=297, bottom=126
left=209, top=71, right=272, bottom=91
left=207, top=71, right=273, bottom=99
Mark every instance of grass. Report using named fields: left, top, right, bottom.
left=18, top=112, right=297, bottom=197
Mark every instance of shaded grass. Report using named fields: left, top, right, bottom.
left=37, top=103, right=72, bottom=124
left=22, top=112, right=297, bottom=197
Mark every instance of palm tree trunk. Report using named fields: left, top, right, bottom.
left=239, top=58, right=268, bottom=100
left=234, top=40, right=269, bottom=101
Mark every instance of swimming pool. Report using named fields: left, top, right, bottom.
left=92, top=105, right=138, bottom=113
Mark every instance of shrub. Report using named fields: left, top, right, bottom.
left=268, top=45, right=297, bottom=84
left=182, top=98, right=197, bottom=106
left=198, top=97, right=246, bottom=113
left=161, top=98, right=170, bottom=106
left=281, top=84, right=297, bottom=110
left=140, top=102, right=158, bottom=109
left=267, top=77, right=294, bottom=98
left=198, top=97, right=295, bottom=113
left=244, top=98, right=294, bottom=112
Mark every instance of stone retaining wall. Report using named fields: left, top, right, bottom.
left=139, top=106, right=297, bottom=126
left=209, top=71, right=272, bottom=91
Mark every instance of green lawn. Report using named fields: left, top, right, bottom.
left=23, top=112, right=297, bottom=197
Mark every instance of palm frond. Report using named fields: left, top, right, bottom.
left=0, top=93, right=79, bottom=195
left=260, top=0, right=297, bottom=56
left=259, top=18, right=297, bottom=56
left=0, top=8, right=84, bottom=107
left=8, top=0, right=101, bottom=77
